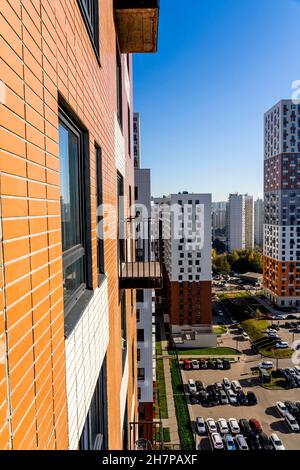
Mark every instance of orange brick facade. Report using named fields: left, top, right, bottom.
left=0, top=0, right=138, bottom=449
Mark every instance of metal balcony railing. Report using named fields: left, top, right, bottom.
left=119, top=218, right=163, bottom=290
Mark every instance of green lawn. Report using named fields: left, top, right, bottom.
left=213, top=325, right=227, bottom=336
left=241, top=318, right=293, bottom=359
left=156, top=358, right=168, bottom=419
left=178, top=347, right=240, bottom=356
left=170, top=360, right=194, bottom=450
left=156, top=427, right=171, bottom=443
left=156, top=340, right=162, bottom=356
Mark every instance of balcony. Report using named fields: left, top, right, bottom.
left=119, top=218, right=162, bottom=290
left=114, top=0, right=159, bottom=53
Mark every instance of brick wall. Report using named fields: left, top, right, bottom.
left=0, top=0, right=137, bottom=449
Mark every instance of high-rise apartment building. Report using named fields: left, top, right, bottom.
left=254, top=198, right=264, bottom=247
left=0, top=0, right=159, bottom=450
left=134, top=168, right=154, bottom=426
left=133, top=112, right=141, bottom=168
left=227, top=193, right=254, bottom=251
left=264, top=100, right=300, bottom=307
left=152, top=193, right=212, bottom=326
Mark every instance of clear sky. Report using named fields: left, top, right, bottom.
left=133, top=0, right=300, bottom=201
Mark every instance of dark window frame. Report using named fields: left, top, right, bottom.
left=95, top=144, right=105, bottom=283
left=77, top=0, right=100, bottom=62
left=59, top=106, right=92, bottom=318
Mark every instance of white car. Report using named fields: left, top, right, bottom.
left=242, top=332, right=250, bottom=340
left=211, top=432, right=224, bottom=450
left=206, top=418, right=217, bottom=434
left=231, top=380, right=242, bottom=392
left=191, top=360, right=200, bottom=370
left=188, top=379, right=197, bottom=394
left=227, top=389, right=238, bottom=405
left=270, top=433, right=285, bottom=450
left=268, top=328, right=277, bottom=334
left=276, top=401, right=288, bottom=417
left=285, top=413, right=300, bottom=432
left=228, top=418, right=240, bottom=434
left=259, top=361, right=273, bottom=369
left=274, top=315, right=285, bottom=320
left=236, top=434, right=249, bottom=450
left=218, top=310, right=224, bottom=317
left=218, top=418, right=229, bottom=434
left=223, top=377, right=231, bottom=390
left=276, top=342, right=289, bottom=349
left=196, top=417, right=206, bottom=435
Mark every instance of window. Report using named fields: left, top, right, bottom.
left=96, top=145, right=104, bottom=280
left=128, top=105, right=131, bottom=156
left=138, top=368, right=145, bottom=381
left=137, top=329, right=144, bottom=342
left=77, top=0, right=99, bottom=59
left=117, top=173, right=124, bottom=269
left=136, top=309, right=140, bottom=322
left=79, top=356, right=108, bottom=449
left=121, top=291, right=127, bottom=371
left=116, top=45, right=123, bottom=128
left=136, top=290, right=144, bottom=303
left=135, top=186, right=138, bottom=201
left=59, top=109, right=87, bottom=315
left=137, top=348, right=141, bottom=362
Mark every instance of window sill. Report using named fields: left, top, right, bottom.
left=64, top=289, right=94, bottom=338
left=98, top=272, right=107, bottom=287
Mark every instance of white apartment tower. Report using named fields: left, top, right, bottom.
left=254, top=198, right=264, bottom=247
left=227, top=193, right=254, bottom=251
left=152, top=193, right=212, bottom=325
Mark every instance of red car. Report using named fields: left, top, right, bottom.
left=184, top=360, right=191, bottom=370
left=249, top=419, right=263, bottom=434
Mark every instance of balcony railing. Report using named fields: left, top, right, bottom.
left=129, top=420, right=163, bottom=450
left=119, top=218, right=162, bottom=289
left=114, top=0, right=159, bottom=53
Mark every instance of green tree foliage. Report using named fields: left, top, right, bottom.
left=212, top=249, right=263, bottom=274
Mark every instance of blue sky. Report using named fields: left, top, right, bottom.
left=133, top=0, right=300, bottom=201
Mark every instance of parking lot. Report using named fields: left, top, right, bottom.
left=181, top=360, right=300, bottom=450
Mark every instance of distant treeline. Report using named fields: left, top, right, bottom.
left=212, top=249, right=263, bottom=274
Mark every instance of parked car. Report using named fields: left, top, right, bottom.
left=190, top=395, right=198, bottom=404
left=211, top=432, right=224, bottom=450
left=199, top=359, right=208, bottom=369
left=219, top=390, right=229, bottom=405
left=276, top=341, right=289, bottom=349
left=196, top=380, right=205, bottom=392
left=247, top=391, right=258, bottom=406
left=249, top=418, right=263, bottom=434
left=218, top=418, right=229, bottom=434
left=236, top=434, right=249, bottom=450
left=188, top=379, right=197, bottom=395
left=276, top=401, right=289, bottom=417
left=287, top=368, right=297, bottom=376
left=224, top=434, right=237, bottom=451
left=227, top=389, right=238, bottom=405
left=191, top=360, right=200, bottom=370
left=216, top=359, right=223, bottom=369
left=237, top=390, right=248, bottom=406
left=286, top=314, right=298, bottom=320
left=206, top=418, right=217, bottom=434
left=214, top=382, right=223, bottom=392
left=207, top=360, right=215, bottom=369
left=196, top=417, right=206, bottom=435
left=198, top=390, right=208, bottom=404
left=242, top=332, right=250, bottom=340
left=223, top=377, right=231, bottom=390
left=294, top=366, right=300, bottom=375
left=239, top=419, right=252, bottom=436
left=248, top=431, right=261, bottom=450
left=270, top=433, right=285, bottom=450
left=285, top=413, right=300, bottom=432
left=228, top=418, right=240, bottom=434
left=259, top=361, right=273, bottom=369
left=231, top=380, right=242, bottom=392
left=285, top=401, right=298, bottom=416
left=183, top=360, right=191, bottom=370
left=223, top=359, right=231, bottom=370
left=259, top=432, right=274, bottom=450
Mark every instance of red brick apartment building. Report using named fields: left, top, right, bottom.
left=0, top=0, right=159, bottom=450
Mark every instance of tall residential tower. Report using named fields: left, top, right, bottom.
left=264, top=100, right=300, bottom=307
